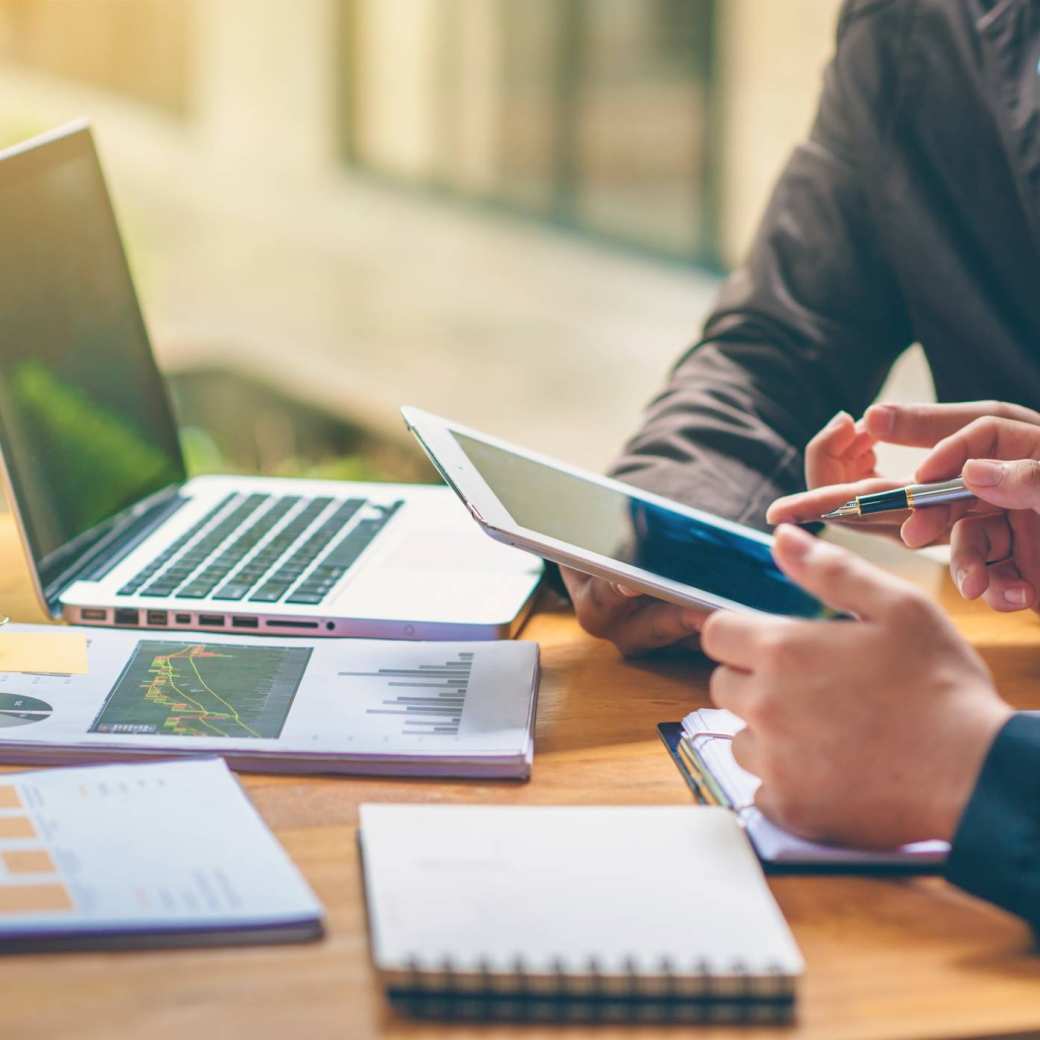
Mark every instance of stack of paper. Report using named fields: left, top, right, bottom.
left=0, top=757, right=322, bottom=950
left=0, top=625, right=539, bottom=778
left=360, top=804, right=804, bottom=1022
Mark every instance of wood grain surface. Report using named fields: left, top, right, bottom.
left=0, top=517, right=1038, bottom=1040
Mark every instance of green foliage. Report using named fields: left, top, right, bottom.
left=179, top=424, right=386, bottom=484
left=13, top=361, right=180, bottom=530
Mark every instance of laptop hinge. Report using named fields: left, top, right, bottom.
left=42, top=487, right=189, bottom=609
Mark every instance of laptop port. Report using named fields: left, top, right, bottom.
left=174, top=613, right=192, bottom=624
left=81, top=608, right=108, bottom=622
left=198, top=614, right=224, bottom=627
left=265, top=619, right=319, bottom=629
left=114, top=609, right=139, bottom=626
left=146, top=611, right=168, bottom=626
left=231, top=617, right=259, bottom=629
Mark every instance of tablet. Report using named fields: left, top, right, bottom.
left=402, top=408, right=834, bottom=619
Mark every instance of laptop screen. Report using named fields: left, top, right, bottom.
left=0, top=125, right=185, bottom=594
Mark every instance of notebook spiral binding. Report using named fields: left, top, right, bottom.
left=387, top=953, right=796, bottom=1023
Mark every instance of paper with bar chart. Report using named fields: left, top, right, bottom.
left=0, top=757, right=322, bottom=947
left=0, top=625, right=539, bottom=777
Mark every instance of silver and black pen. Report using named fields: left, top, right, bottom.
left=821, top=477, right=975, bottom=520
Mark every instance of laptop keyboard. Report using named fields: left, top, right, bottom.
left=117, top=492, right=403, bottom=606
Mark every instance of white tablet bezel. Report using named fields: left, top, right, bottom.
left=402, top=406, right=806, bottom=617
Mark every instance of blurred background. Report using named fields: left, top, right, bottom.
left=0, top=0, right=931, bottom=487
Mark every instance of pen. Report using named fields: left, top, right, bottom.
left=821, top=477, right=975, bottom=520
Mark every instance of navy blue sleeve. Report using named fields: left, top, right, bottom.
left=945, top=713, right=1040, bottom=930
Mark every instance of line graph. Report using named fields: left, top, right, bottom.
left=91, top=641, right=311, bottom=739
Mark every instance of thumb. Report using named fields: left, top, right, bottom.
left=963, top=458, right=1040, bottom=511
left=771, top=524, right=909, bottom=620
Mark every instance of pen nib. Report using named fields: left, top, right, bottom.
left=820, top=501, right=860, bottom=521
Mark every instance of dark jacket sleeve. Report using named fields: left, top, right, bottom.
left=611, top=0, right=914, bottom=530
left=945, top=713, right=1040, bottom=931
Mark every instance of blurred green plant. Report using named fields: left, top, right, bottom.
left=179, top=424, right=388, bottom=484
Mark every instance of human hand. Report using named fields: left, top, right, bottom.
left=700, top=525, right=1011, bottom=848
left=904, top=415, right=1040, bottom=611
left=766, top=409, right=903, bottom=536
left=560, top=567, right=708, bottom=657
left=767, top=401, right=1040, bottom=533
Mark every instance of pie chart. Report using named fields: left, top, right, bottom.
left=0, top=693, right=52, bottom=727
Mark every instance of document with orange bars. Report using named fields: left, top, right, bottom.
left=0, top=757, right=322, bottom=949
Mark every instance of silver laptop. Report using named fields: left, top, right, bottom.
left=0, top=123, right=543, bottom=639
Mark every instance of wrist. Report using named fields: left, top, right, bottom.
left=927, top=699, right=1013, bottom=842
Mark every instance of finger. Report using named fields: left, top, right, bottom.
left=916, top=417, right=1040, bottom=483
left=867, top=401, right=1040, bottom=448
left=766, top=477, right=903, bottom=525
left=754, top=785, right=818, bottom=841
left=949, top=515, right=1009, bottom=599
left=805, top=411, right=857, bottom=487
left=963, top=458, right=1040, bottom=512
left=854, top=448, right=877, bottom=473
left=730, top=726, right=759, bottom=777
left=899, top=503, right=956, bottom=548
left=846, top=429, right=877, bottom=459
left=701, top=610, right=770, bottom=668
left=709, top=664, right=755, bottom=716
left=771, top=524, right=911, bottom=619
left=1007, top=509, right=1040, bottom=598
left=570, top=575, right=634, bottom=636
left=981, top=559, right=1036, bottom=612
left=608, top=600, right=707, bottom=657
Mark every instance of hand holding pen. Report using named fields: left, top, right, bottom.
left=769, top=406, right=1040, bottom=612
left=764, top=404, right=1038, bottom=541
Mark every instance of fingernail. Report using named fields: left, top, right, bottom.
left=681, top=610, right=704, bottom=631
left=868, top=404, right=895, bottom=436
left=826, top=410, right=850, bottom=430
left=1004, top=587, right=1029, bottom=607
left=613, top=583, right=637, bottom=597
left=964, top=459, right=1004, bottom=487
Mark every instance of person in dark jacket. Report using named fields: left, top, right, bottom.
left=563, top=0, right=1040, bottom=930
left=565, top=0, right=1040, bottom=652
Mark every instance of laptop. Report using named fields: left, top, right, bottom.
left=0, top=123, right=543, bottom=639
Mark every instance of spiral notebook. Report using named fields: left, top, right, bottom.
left=358, top=804, right=803, bottom=1023
left=663, top=708, right=949, bottom=870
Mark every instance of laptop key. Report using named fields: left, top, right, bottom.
left=117, top=492, right=240, bottom=596
left=212, top=586, right=250, bottom=601
left=284, top=504, right=401, bottom=605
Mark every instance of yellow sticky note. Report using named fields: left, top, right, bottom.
left=0, top=632, right=88, bottom=675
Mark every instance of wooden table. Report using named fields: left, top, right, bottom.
left=2, top=518, right=1040, bottom=1040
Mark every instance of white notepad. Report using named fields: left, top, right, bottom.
left=0, top=757, right=322, bottom=949
left=359, top=804, right=803, bottom=1023
left=0, top=625, right=539, bottom=779
left=682, top=708, right=949, bottom=867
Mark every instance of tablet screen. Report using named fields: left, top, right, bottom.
left=452, top=431, right=830, bottom=618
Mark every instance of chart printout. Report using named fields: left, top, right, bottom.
left=91, top=641, right=311, bottom=739
left=0, top=758, right=321, bottom=939
left=0, top=626, right=538, bottom=765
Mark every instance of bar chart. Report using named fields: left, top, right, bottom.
left=344, top=652, right=474, bottom=737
